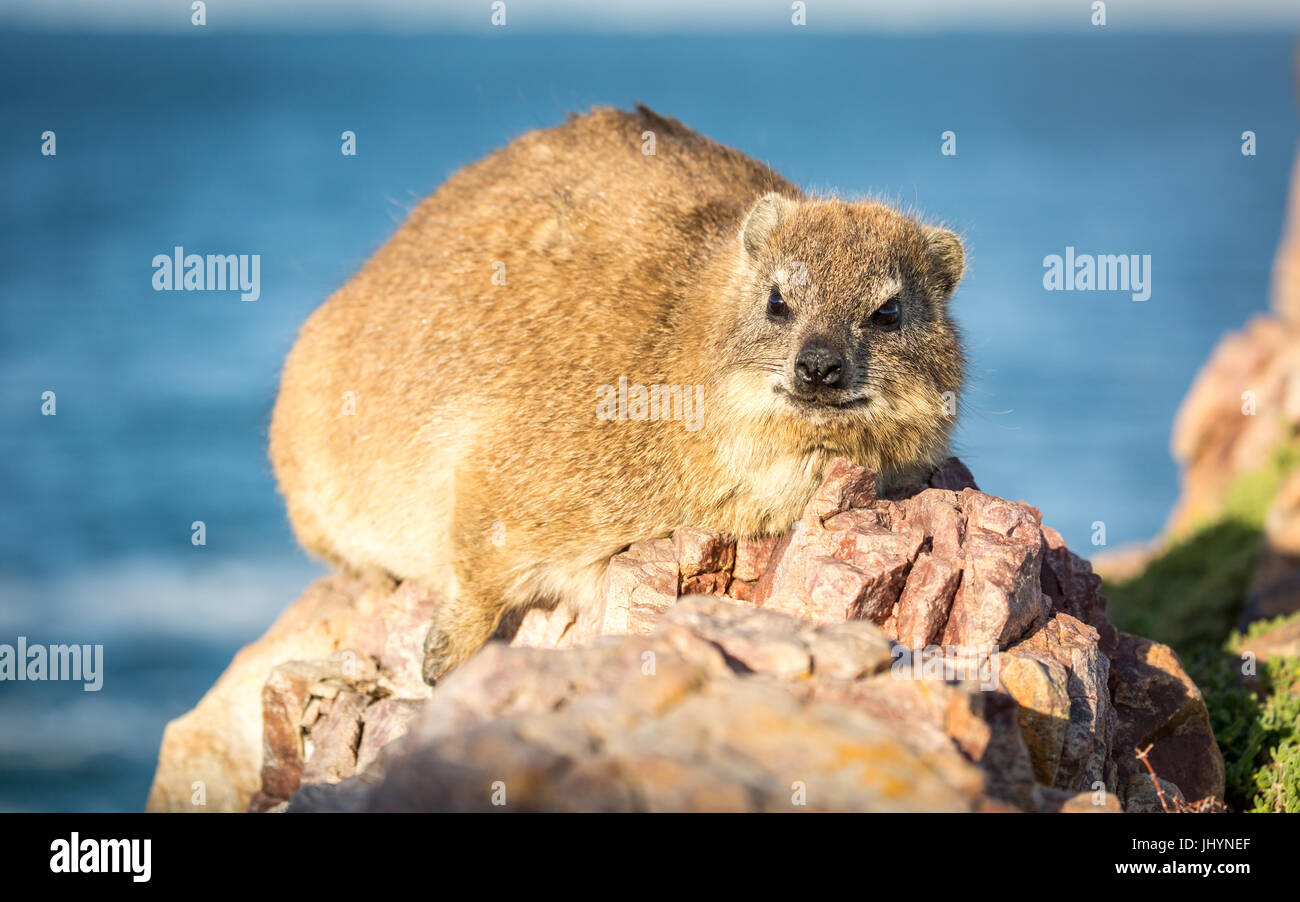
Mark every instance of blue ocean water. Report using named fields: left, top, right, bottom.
left=0, top=31, right=1296, bottom=811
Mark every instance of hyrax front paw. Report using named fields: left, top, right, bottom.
left=421, top=624, right=460, bottom=686
left=420, top=589, right=507, bottom=686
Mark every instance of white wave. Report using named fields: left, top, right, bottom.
left=0, top=555, right=326, bottom=643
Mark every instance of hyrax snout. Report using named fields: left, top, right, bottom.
left=269, top=105, right=966, bottom=684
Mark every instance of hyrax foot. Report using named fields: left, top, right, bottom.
left=420, top=575, right=511, bottom=685
left=421, top=624, right=461, bottom=686
left=421, top=618, right=496, bottom=686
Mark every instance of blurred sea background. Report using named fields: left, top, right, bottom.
left=2, top=3, right=1299, bottom=810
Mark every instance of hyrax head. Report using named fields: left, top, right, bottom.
left=719, top=192, right=966, bottom=459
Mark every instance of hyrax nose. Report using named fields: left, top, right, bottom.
left=795, top=342, right=844, bottom=388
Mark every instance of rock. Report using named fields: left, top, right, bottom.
left=1013, top=614, right=1115, bottom=793
left=941, top=529, right=1043, bottom=649
left=1040, top=526, right=1118, bottom=653
left=507, top=598, right=602, bottom=650
left=1272, top=86, right=1300, bottom=324
left=275, top=459, right=1223, bottom=811
left=301, top=689, right=368, bottom=786
left=803, top=456, right=878, bottom=522
left=290, top=598, right=991, bottom=813
left=681, top=570, right=729, bottom=597
left=733, top=536, right=779, bottom=582
left=159, top=454, right=1226, bottom=813
left=671, top=527, right=735, bottom=578
left=146, top=573, right=432, bottom=813
left=664, top=594, right=894, bottom=680
left=597, top=538, right=678, bottom=635
left=1109, top=633, right=1225, bottom=806
left=370, top=581, right=441, bottom=698
left=259, top=660, right=340, bottom=802
left=893, top=553, right=961, bottom=648
left=927, top=457, right=980, bottom=493
left=882, top=456, right=980, bottom=499
left=1122, top=774, right=1188, bottom=813
left=1166, top=315, right=1300, bottom=539
left=724, top=578, right=757, bottom=601
left=1034, top=786, right=1123, bottom=813
left=357, top=698, right=425, bottom=774
left=999, top=651, right=1071, bottom=786
left=252, top=651, right=387, bottom=810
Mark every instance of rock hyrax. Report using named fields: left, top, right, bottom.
left=270, top=105, right=966, bottom=683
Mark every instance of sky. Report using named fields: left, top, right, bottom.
left=3, top=0, right=1300, bottom=33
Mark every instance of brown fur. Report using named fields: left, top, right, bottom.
left=269, top=105, right=966, bottom=682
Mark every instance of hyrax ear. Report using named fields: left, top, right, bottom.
left=740, top=192, right=793, bottom=259
left=924, top=226, right=965, bottom=300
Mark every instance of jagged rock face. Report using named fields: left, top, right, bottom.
left=1163, top=107, right=1300, bottom=544
left=1274, top=81, right=1300, bottom=325
left=1156, top=307, right=1300, bottom=628
left=1167, top=316, right=1300, bottom=537
left=292, top=602, right=994, bottom=813
left=209, top=457, right=1222, bottom=814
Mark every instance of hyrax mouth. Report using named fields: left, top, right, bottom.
left=774, top=383, right=871, bottom=411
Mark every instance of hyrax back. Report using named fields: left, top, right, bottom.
left=270, top=105, right=966, bottom=683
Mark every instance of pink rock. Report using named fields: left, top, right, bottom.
left=802, top=457, right=878, bottom=523
left=961, top=490, right=1041, bottom=544
left=1168, top=315, right=1300, bottom=534
left=672, top=527, right=735, bottom=578
left=259, top=660, right=341, bottom=802
left=942, top=529, right=1044, bottom=649
left=375, top=581, right=440, bottom=698
left=1040, top=525, right=1117, bottom=652
left=726, top=578, right=757, bottom=601
left=681, top=571, right=729, bottom=597
left=823, top=510, right=924, bottom=571
left=600, top=538, right=679, bottom=635
left=1014, top=614, right=1114, bottom=792
left=156, top=452, right=1229, bottom=814
left=800, top=556, right=875, bottom=623
left=892, top=490, right=966, bottom=559
left=733, top=536, right=779, bottom=582
left=510, top=599, right=603, bottom=649
left=356, top=698, right=425, bottom=774
left=893, top=553, right=962, bottom=648
left=301, top=690, right=368, bottom=786
left=748, top=529, right=797, bottom=610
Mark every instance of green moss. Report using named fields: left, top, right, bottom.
left=1104, top=520, right=1260, bottom=653
left=1103, top=435, right=1300, bottom=812
left=1191, top=643, right=1300, bottom=811
left=1241, top=610, right=1300, bottom=642
left=1219, top=440, right=1300, bottom=530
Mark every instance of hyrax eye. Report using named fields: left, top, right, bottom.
left=871, top=297, right=901, bottom=328
left=767, top=287, right=790, bottom=318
